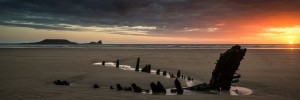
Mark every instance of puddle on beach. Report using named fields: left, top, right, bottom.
left=93, top=62, right=253, bottom=96
left=230, top=86, right=253, bottom=96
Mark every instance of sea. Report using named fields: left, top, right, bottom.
left=0, top=44, right=299, bottom=49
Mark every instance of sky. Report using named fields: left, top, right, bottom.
left=0, top=0, right=300, bottom=44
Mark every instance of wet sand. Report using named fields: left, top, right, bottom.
left=0, top=48, right=299, bottom=100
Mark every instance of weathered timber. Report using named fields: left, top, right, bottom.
left=93, top=84, right=99, bottom=88
left=187, top=83, right=210, bottom=91
left=102, top=61, right=105, bottom=66
left=116, top=84, right=123, bottom=90
left=150, top=81, right=166, bottom=94
left=148, top=64, right=151, bottom=73
left=141, top=64, right=151, bottom=73
left=116, top=59, right=119, bottom=68
left=162, top=71, right=167, bottom=76
left=208, top=45, right=247, bottom=90
left=150, top=82, right=158, bottom=94
left=156, top=69, right=160, bottom=75
left=54, top=80, right=70, bottom=85
left=156, top=81, right=166, bottom=94
left=187, top=76, right=192, bottom=81
left=135, top=57, right=140, bottom=71
left=131, top=83, right=142, bottom=93
left=141, top=65, right=147, bottom=72
left=124, top=87, right=132, bottom=91
left=177, top=70, right=181, bottom=78
left=174, top=78, right=183, bottom=95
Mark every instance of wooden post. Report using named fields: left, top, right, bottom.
left=116, top=59, right=119, bottom=68
left=162, top=71, right=167, bottom=76
left=156, top=69, right=160, bottom=75
left=177, top=70, right=181, bottom=78
left=135, top=57, right=140, bottom=71
left=102, top=61, right=105, bottom=66
left=148, top=64, right=151, bottom=73
left=174, top=78, right=183, bottom=95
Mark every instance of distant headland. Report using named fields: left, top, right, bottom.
left=24, top=39, right=102, bottom=45
left=86, top=40, right=102, bottom=45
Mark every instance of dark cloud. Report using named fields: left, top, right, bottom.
left=0, top=0, right=300, bottom=37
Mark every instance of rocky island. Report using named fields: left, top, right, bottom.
left=26, top=39, right=78, bottom=44
left=87, top=40, right=102, bottom=45
left=24, top=39, right=103, bottom=45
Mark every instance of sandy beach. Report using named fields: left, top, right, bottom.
left=0, top=48, right=299, bottom=100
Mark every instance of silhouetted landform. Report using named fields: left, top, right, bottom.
left=28, top=39, right=78, bottom=44
left=87, top=40, right=102, bottom=44
left=188, top=45, right=246, bottom=91
left=24, top=39, right=103, bottom=45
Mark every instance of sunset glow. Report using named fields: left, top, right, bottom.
left=1, top=0, right=300, bottom=44
left=261, top=25, right=300, bottom=44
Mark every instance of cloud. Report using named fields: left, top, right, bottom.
left=0, top=0, right=300, bottom=38
left=261, top=25, right=300, bottom=37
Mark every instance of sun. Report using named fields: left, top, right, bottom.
left=289, top=41, right=294, bottom=44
